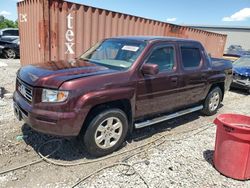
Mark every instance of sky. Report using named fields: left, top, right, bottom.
left=0, top=0, right=250, bottom=26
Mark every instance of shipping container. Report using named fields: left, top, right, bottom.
left=17, top=0, right=227, bottom=65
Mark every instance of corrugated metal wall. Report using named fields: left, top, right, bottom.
left=18, top=0, right=49, bottom=65
left=17, top=0, right=227, bottom=65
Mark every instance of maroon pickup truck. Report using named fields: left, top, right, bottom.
left=14, top=36, right=232, bottom=156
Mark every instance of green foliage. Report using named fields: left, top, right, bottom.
left=0, top=16, right=18, bottom=29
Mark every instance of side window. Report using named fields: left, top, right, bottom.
left=9, top=30, right=18, bottom=36
left=2, top=30, right=10, bottom=36
left=181, top=47, right=202, bottom=68
left=14, top=30, right=19, bottom=36
left=2, top=30, right=18, bottom=36
left=147, top=46, right=175, bottom=72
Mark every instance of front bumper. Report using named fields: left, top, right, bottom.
left=13, top=91, right=84, bottom=136
left=231, top=78, right=250, bottom=90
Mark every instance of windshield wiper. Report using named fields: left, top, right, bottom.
left=79, top=57, right=110, bottom=68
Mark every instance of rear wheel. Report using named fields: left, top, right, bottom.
left=4, top=49, right=16, bottom=59
left=80, top=108, right=128, bottom=157
left=202, top=87, right=222, bottom=116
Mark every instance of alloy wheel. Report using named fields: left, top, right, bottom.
left=5, top=49, right=16, bottom=59
left=94, top=117, right=123, bottom=149
left=209, top=91, right=220, bottom=111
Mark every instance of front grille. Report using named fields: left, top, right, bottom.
left=17, top=79, right=33, bottom=102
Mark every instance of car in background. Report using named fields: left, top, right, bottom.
left=0, top=39, right=20, bottom=59
left=231, top=56, right=250, bottom=93
left=226, top=45, right=250, bottom=57
left=0, top=28, right=19, bottom=42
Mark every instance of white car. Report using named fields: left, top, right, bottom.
left=0, top=28, right=19, bottom=42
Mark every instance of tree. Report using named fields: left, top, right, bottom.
left=0, top=16, right=4, bottom=22
left=0, top=16, right=18, bottom=29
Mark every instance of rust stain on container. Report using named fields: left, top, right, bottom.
left=17, top=0, right=227, bottom=66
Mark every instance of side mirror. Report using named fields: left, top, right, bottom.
left=141, top=63, right=159, bottom=75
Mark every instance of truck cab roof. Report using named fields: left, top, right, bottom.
left=110, top=36, right=199, bottom=43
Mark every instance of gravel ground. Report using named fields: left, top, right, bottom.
left=0, top=59, right=20, bottom=93
left=0, top=58, right=250, bottom=188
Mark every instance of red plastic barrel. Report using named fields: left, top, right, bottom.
left=213, top=114, right=250, bottom=180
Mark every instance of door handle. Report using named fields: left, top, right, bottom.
left=170, top=77, right=178, bottom=82
left=201, top=73, right=207, bottom=79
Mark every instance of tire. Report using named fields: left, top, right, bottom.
left=202, top=87, right=222, bottom=116
left=4, top=49, right=16, bottom=59
left=80, top=108, right=128, bottom=157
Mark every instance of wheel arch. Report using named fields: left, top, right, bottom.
left=79, top=98, right=133, bottom=136
left=208, top=82, right=225, bottom=101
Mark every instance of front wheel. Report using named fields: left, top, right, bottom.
left=80, top=108, right=128, bottom=157
left=202, top=87, right=222, bottom=116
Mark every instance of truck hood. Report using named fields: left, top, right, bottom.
left=233, top=66, right=250, bottom=77
left=17, top=59, right=117, bottom=88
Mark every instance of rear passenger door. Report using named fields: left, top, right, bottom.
left=178, top=43, right=209, bottom=107
left=136, top=44, right=181, bottom=118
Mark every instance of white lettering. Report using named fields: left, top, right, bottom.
left=65, top=13, right=75, bottom=54
left=20, top=13, right=27, bottom=22
left=65, top=30, right=74, bottom=42
left=67, top=14, right=74, bottom=29
left=65, top=42, right=75, bottom=54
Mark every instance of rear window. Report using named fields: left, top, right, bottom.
left=181, top=47, right=201, bottom=68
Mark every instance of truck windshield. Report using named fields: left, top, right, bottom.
left=80, top=39, right=146, bottom=70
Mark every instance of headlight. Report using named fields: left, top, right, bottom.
left=0, top=45, right=4, bottom=49
left=42, top=89, right=69, bottom=102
